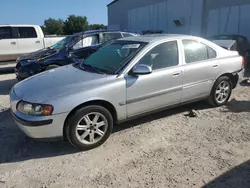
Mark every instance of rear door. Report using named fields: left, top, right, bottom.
left=181, top=39, right=220, bottom=102
left=16, top=26, right=43, bottom=54
left=0, top=26, right=19, bottom=61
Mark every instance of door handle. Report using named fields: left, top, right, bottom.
left=213, top=64, right=219, bottom=68
left=35, top=40, right=40, bottom=44
left=173, top=72, right=181, bottom=76
left=10, top=41, right=16, bottom=45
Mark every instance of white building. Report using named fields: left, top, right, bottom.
left=107, top=0, right=250, bottom=40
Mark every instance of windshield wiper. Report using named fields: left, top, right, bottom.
left=97, top=67, right=114, bottom=75
left=80, top=63, right=105, bottom=74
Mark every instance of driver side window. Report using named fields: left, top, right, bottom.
left=137, top=41, right=179, bottom=70
left=73, top=35, right=99, bottom=50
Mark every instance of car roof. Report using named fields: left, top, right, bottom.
left=72, top=30, right=137, bottom=37
left=118, top=34, right=192, bottom=43
left=0, top=24, right=39, bottom=27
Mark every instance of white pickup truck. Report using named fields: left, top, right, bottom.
left=0, top=25, right=65, bottom=62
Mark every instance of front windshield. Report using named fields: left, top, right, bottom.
left=49, top=35, right=74, bottom=50
left=81, top=40, right=147, bottom=74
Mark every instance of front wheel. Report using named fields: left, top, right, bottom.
left=66, top=105, right=113, bottom=150
left=208, top=76, right=232, bottom=107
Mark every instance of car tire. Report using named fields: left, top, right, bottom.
left=208, top=76, right=232, bottom=107
left=45, top=65, right=60, bottom=70
left=66, top=105, right=113, bottom=150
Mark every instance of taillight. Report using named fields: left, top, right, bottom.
left=242, top=56, right=246, bottom=69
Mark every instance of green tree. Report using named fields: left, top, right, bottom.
left=43, top=18, right=64, bottom=35
left=64, top=15, right=88, bottom=35
left=89, top=24, right=107, bottom=30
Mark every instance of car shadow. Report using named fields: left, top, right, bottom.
left=223, top=98, right=250, bottom=113
left=0, top=79, right=18, bottom=95
left=0, top=101, right=211, bottom=164
left=114, top=101, right=211, bottom=133
left=0, top=110, right=78, bottom=164
left=0, top=65, right=15, bottom=74
left=240, top=79, right=250, bottom=86
left=203, top=159, right=250, bottom=188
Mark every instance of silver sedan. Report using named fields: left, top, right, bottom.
left=10, top=34, right=245, bottom=150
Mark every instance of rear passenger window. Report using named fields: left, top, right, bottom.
left=18, top=27, right=37, bottom=38
left=182, top=40, right=208, bottom=63
left=0, top=27, right=12, bottom=39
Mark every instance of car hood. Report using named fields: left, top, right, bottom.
left=13, top=65, right=108, bottom=103
left=18, top=48, right=58, bottom=61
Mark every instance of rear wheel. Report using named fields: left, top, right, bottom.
left=66, top=105, right=113, bottom=150
left=208, top=76, right=232, bottom=107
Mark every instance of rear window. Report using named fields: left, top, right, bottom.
left=0, top=27, right=12, bottom=39
left=209, top=35, right=234, bottom=40
left=102, top=32, right=122, bottom=43
left=122, top=33, right=134, bottom=37
left=18, top=27, right=37, bottom=38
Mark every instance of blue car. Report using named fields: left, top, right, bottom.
left=15, top=30, right=138, bottom=80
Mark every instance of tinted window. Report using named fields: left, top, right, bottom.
left=73, top=35, right=99, bottom=50
left=182, top=40, right=209, bottom=63
left=18, top=27, right=37, bottom=38
left=103, top=32, right=122, bottom=43
left=122, top=33, right=134, bottom=37
left=82, top=41, right=146, bottom=74
left=138, top=41, right=179, bottom=70
left=0, top=27, right=12, bottom=39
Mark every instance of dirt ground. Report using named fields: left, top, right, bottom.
left=0, top=72, right=250, bottom=188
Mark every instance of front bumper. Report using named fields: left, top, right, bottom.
left=10, top=88, right=68, bottom=140
left=15, top=62, right=41, bottom=80
left=12, top=111, right=67, bottom=140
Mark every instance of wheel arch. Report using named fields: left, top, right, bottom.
left=63, top=100, right=117, bottom=140
left=216, top=73, right=239, bottom=89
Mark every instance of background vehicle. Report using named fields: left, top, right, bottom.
left=10, top=34, right=245, bottom=150
left=0, top=25, right=65, bottom=62
left=209, top=34, right=250, bottom=69
left=15, top=30, right=138, bottom=80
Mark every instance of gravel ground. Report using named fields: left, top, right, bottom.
left=0, top=73, right=250, bottom=188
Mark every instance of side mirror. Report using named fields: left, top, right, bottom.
left=132, top=64, right=152, bottom=75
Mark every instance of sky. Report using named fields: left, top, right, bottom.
left=0, top=0, right=113, bottom=25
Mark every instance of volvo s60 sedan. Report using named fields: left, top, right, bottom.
left=10, top=34, right=245, bottom=150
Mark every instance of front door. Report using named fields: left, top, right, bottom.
left=125, top=40, right=183, bottom=117
left=181, top=39, right=220, bottom=102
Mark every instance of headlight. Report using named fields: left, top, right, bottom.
left=17, top=101, right=53, bottom=116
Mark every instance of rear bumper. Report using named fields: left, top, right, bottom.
left=237, top=69, right=245, bottom=83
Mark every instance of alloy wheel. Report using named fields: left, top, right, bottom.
left=75, top=112, right=108, bottom=145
